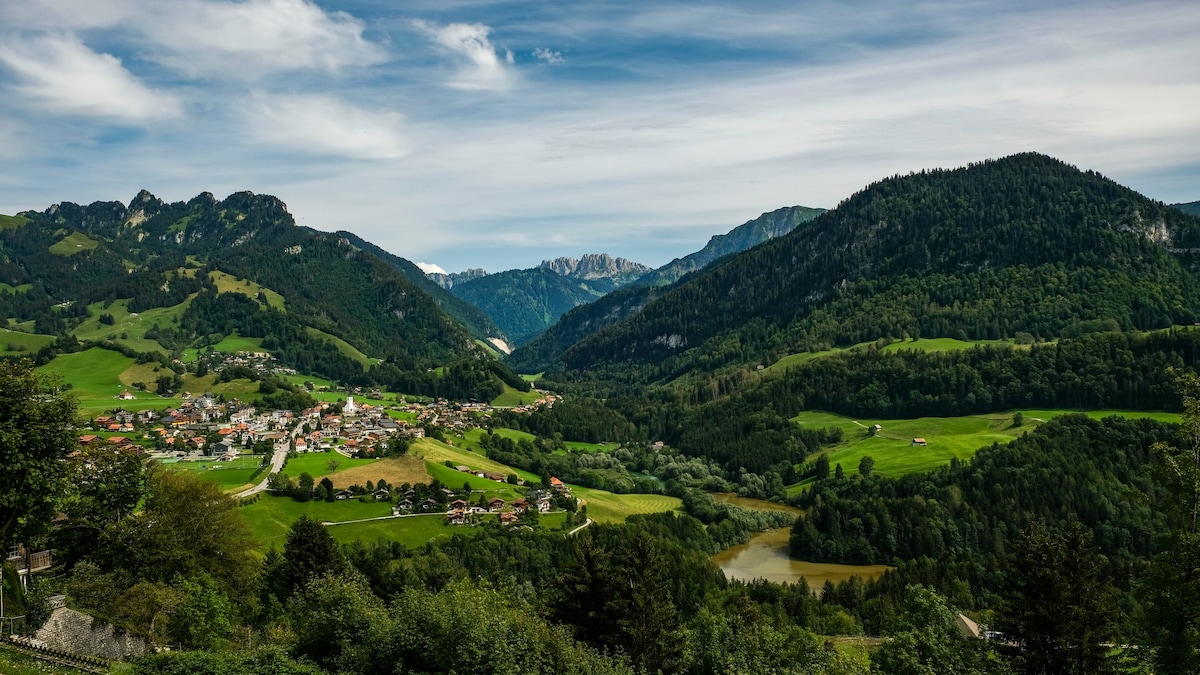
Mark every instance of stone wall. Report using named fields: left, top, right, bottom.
left=34, top=606, right=148, bottom=660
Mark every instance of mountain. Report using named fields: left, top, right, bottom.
left=636, top=206, right=824, bottom=287
left=506, top=205, right=823, bottom=373
left=428, top=268, right=489, bottom=290
left=539, top=254, right=650, bottom=292
left=0, top=190, right=523, bottom=398
left=544, top=153, right=1200, bottom=383
left=1174, top=201, right=1200, bottom=217
left=447, top=267, right=607, bottom=347
left=334, top=232, right=507, bottom=345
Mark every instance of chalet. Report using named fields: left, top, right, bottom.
left=446, top=509, right=468, bottom=525
left=487, top=497, right=505, bottom=512
left=448, top=499, right=469, bottom=510
left=500, top=512, right=519, bottom=526
left=78, top=435, right=99, bottom=445
left=549, top=476, right=569, bottom=492
left=117, top=390, right=136, bottom=400
left=484, top=472, right=506, bottom=483
left=372, top=488, right=391, bottom=501
left=469, top=505, right=488, bottom=515
left=455, top=465, right=472, bottom=473
left=392, top=500, right=413, bottom=515
left=511, top=499, right=530, bottom=513
left=94, top=416, right=114, bottom=426
left=536, top=497, right=552, bottom=513
left=912, top=438, right=928, bottom=446
left=422, top=498, right=440, bottom=511
left=334, top=489, right=355, bottom=500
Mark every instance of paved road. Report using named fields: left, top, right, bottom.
left=232, top=439, right=290, bottom=499
left=566, top=518, right=593, bottom=536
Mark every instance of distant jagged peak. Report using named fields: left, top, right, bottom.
left=427, top=267, right=489, bottom=289
left=540, top=253, right=650, bottom=281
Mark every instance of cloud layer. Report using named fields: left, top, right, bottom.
left=0, top=0, right=1197, bottom=274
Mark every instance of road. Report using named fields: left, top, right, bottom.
left=232, top=438, right=290, bottom=499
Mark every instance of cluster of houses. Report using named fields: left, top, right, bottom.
left=199, top=350, right=297, bottom=378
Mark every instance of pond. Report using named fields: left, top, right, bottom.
left=713, top=528, right=892, bottom=589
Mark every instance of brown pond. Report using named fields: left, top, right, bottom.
left=713, top=528, right=892, bottom=589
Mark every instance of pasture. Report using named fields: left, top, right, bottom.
left=790, top=408, right=1183, bottom=492
left=48, top=231, right=99, bottom=255
left=767, top=337, right=1019, bottom=372
left=164, top=455, right=268, bottom=491
left=491, top=382, right=542, bottom=407
left=0, top=330, right=55, bottom=355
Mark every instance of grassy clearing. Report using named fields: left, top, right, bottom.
left=281, top=452, right=378, bottom=480
left=767, top=337, right=1019, bottom=372
left=305, top=327, right=374, bottom=369
left=574, top=488, right=682, bottom=524
left=0, top=329, right=55, bottom=355
left=165, top=455, right=267, bottom=491
left=209, top=333, right=264, bottom=353
left=69, top=298, right=188, bottom=354
left=320, top=455, right=430, bottom=489
left=520, top=372, right=544, bottom=382
left=413, top=438, right=540, bottom=483
left=564, top=440, right=609, bottom=453
left=48, top=231, right=99, bottom=255
left=0, top=643, right=88, bottom=675
left=209, top=270, right=285, bottom=309
left=0, top=213, right=28, bottom=230
left=239, top=494, right=393, bottom=551
left=789, top=408, right=1184, bottom=492
left=491, top=383, right=542, bottom=407
left=0, top=281, right=32, bottom=293
left=37, top=347, right=135, bottom=400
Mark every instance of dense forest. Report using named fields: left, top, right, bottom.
left=448, top=267, right=607, bottom=346
left=526, top=154, right=1200, bottom=388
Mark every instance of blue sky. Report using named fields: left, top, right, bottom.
left=1, top=1, right=1197, bottom=274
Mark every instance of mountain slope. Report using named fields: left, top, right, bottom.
left=552, top=153, right=1200, bottom=383
left=448, top=267, right=607, bottom=346
left=1174, top=201, right=1200, bottom=217
left=335, top=232, right=507, bottom=344
left=506, top=205, right=823, bottom=373
left=636, top=205, right=824, bottom=287
left=0, top=190, right=518, bottom=395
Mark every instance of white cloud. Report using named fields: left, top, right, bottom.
left=533, top=47, right=563, bottom=65
left=149, top=0, right=386, bottom=78
left=415, top=262, right=447, bottom=275
left=246, top=93, right=407, bottom=160
left=0, top=33, right=181, bottom=121
left=414, top=20, right=515, bottom=91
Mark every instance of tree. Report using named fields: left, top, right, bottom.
left=814, top=454, right=831, bottom=480
left=320, top=477, right=335, bottom=503
left=1142, top=370, right=1200, bottom=673
left=283, top=515, right=346, bottom=596
left=0, top=359, right=77, bottom=547
left=872, top=585, right=1009, bottom=675
left=997, top=520, right=1117, bottom=674
left=169, top=573, right=233, bottom=649
left=1012, top=411, right=1024, bottom=428
left=857, top=455, right=875, bottom=479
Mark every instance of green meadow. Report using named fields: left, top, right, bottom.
left=305, top=327, right=374, bottom=370
left=491, top=382, right=542, bottom=407
left=167, top=455, right=269, bottom=491
left=48, top=231, right=99, bottom=255
left=767, top=337, right=1020, bottom=372
left=0, top=330, right=55, bottom=355
left=790, top=407, right=1183, bottom=492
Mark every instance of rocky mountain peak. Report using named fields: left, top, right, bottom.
left=540, top=253, right=650, bottom=281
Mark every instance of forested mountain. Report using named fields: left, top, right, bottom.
left=540, top=253, right=651, bottom=292
left=507, top=205, right=822, bottom=373
left=0, top=190, right=523, bottom=396
left=547, top=153, right=1200, bottom=385
left=1174, top=200, right=1200, bottom=217
left=636, top=205, right=825, bottom=287
left=334, top=231, right=507, bottom=344
left=448, top=267, right=608, bottom=346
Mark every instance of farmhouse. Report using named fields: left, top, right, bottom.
left=912, top=438, right=927, bottom=446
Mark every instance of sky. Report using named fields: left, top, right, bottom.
left=0, top=1, right=1198, bottom=274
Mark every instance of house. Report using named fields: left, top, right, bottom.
left=536, top=498, right=552, bottom=513
left=487, top=497, right=505, bottom=512
left=500, top=512, right=519, bottom=526
left=912, top=438, right=928, bottom=446
left=392, top=500, right=412, bottom=515
left=446, top=509, right=468, bottom=525
left=372, top=488, right=391, bottom=501
left=117, top=390, right=136, bottom=400
left=872, top=424, right=882, bottom=433
left=334, top=489, right=355, bottom=500
left=448, top=499, right=469, bottom=510
left=549, top=476, right=569, bottom=492
left=511, top=499, right=530, bottom=513
left=78, top=435, right=99, bottom=444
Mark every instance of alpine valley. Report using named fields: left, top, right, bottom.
left=7, top=152, right=1200, bottom=675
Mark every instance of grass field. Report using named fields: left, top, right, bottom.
left=767, top=337, right=1019, bottom=372
left=239, top=494, right=393, bottom=550
left=48, top=231, right=99, bottom=255
left=0, top=329, right=55, bottom=355
left=209, top=270, right=285, bottom=309
left=305, top=327, right=374, bottom=369
left=520, top=373, right=544, bottom=382
left=210, top=333, right=264, bottom=352
left=789, top=408, right=1184, bottom=492
left=166, top=455, right=268, bottom=491
left=37, top=347, right=137, bottom=408
left=70, top=298, right=189, bottom=354
left=0, top=281, right=32, bottom=293
left=281, top=453, right=378, bottom=481
left=491, top=383, right=542, bottom=407
left=321, top=455, right=430, bottom=489
left=0, top=213, right=28, bottom=230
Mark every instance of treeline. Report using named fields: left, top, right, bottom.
left=493, top=396, right=640, bottom=443
left=789, top=415, right=1170, bottom=602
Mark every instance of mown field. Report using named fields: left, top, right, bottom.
left=0, top=329, right=55, bottom=355
left=789, top=408, right=1183, bottom=492
left=491, top=382, right=542, bottom=407
left=167, top=455, right=269, bottom=491
left=767, top=337, right=1019, bottom=372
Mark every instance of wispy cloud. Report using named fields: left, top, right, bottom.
left=0, top=33, right=181, bottom=121
left=414, top=20, right=515, bottom=91
left=246, top=93, right=407, bottom=160
left=415, top=261, right=447, bottom=275
left=149, top=0, right=386, bottom=79
left=533, top=47, right=563, bottom=65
